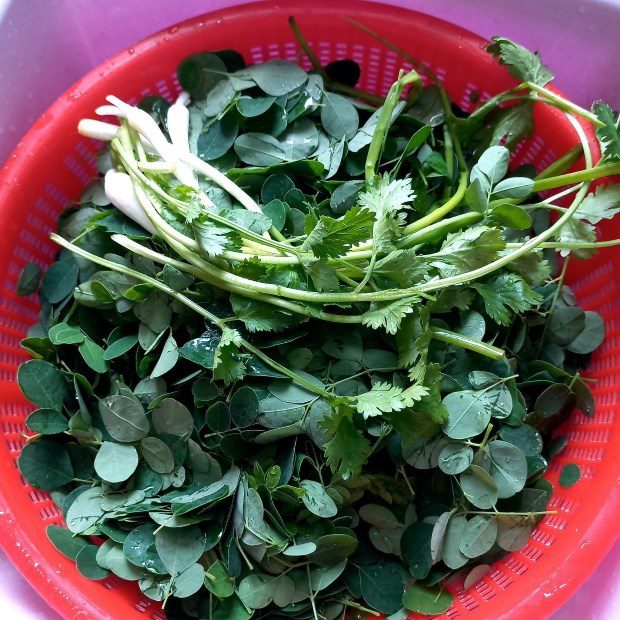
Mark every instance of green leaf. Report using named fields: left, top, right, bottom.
left=496, top=515, right=533, bottom=551
left=193, top=219, right=239, bottom=258
left=438, top=442, right=474, bottom=474
left=155, top=525, right=205, bottom=575
left=16, top=262, right=42, bottom=296
left=173, top=563, right=206, bottom=598
left=442, top=387, right=511, bottom=439
left=201, top=78, right=235, bottom=117
left=402, top=582, right=454, bottom=615
left=41, top=259, right=79, bottom=303
left=141, top=437, right=175, bottom=474
left=534, top=383, right=571, bottom=417
left=283, top=542, right=318, bottom=557
left=94, top=442, right=139, bottom=483
left=48, top=322, right=84, bottom=345
left=237, top=574, right=277, bottom=609
left=499, top=425, right=543, bottom=457
left=18, top=440, right=73, bottom=490
left=322, top=409, right=371, bottom=478
left=177, top=52, right=228, bottom=99
left=79, top=338, right=109, bottom=373
left=459, top=515, right=498, bottom=558
left=441, top=514, right=469, bottom=569
left=472, top=273, right=542, bottom=325
left=197, top=110, right=240, bottom=161
left=431, top=226, right=506, bottom=276
left=237, top=95, right=276, bottom=117
left=18, top=359, right=68, bottom=410
left=490, top=101, right=535, bottom=150
left=548, top=306, right=586, bottom=346
left=356, top=381, right=428, bottom=418
left=150, top=332, right=178, bottom=378
left=556, top=216, right=596, bottom=257
left=301, top=206, right=374, bottom=259
left=471, top=145, right=509, bottom=188
left=359, top=504, right=399, bottom=529
left=205, top=401, right=231, bottom=432
left=559, top=463, right=581, bottom=488
left=401, top=522, right=433, bottom=578
left=362, top=298, right=418, bottom=335
left=279, top=118, right=319, bottom=160
left=460, top=465, right=498, bottom=509
left=104, top=334, right=138, bottom=360
left=229, top=386, right=259, bottom=427
left=488, top=37, right=553, bottom=86
left=489, top=203, right=532, bottom=230
left=99, top=395, right=149, bottom=442
left=307, top=260, right=340, bottom=292
left=300, top=480, right=338, bottom=517
left=152, top=398, right=194, bottom=438
left=593, top=102, right=620, bottom=161
left=567, top=311, right=605, bottom=354
left=231, top=295, right=303, bottom=333
left=205, top=560, right=234, bottom=597
left=76, top=545, right=110, bottom=580
left=373, top=250, right=428, bottom=287
left=321, top=92, right=359, bottom=140
left=234, top=132, right=286, bottom=166
left=123, top=523, right=167, bottom=573
left=47, top=525, right=90, bottom=560
left=26, top=408, right=68, bottom=435
left=356, top=561, right=408, bottom=615
left=330, top=180, right=364, bottom=215
left=575, top=184, right=620, bottom=225
left=309, top=534, right=358, bottom=566
left=245, top=60, right=308, bottom=96
left=65, top=487, right=104, bottom=534
left=310, top=560, right=347, bottom=592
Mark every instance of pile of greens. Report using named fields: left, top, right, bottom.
left=14, top=17, right=620, bottom=619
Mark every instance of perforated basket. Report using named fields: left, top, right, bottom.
left=0, top=1, right=618, bottom=618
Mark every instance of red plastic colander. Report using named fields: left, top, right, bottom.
left=0, top=2, right=618, bottom=619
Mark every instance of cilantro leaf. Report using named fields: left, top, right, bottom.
left=213, top=328, right=246, bottom=385
left=355, top=381, right=429, bottom=418
left=373, top=250, right=429, bottom=287
left=193, top=219, right=240, bottom=258
left=358, top=174, right=414, bottom=253
left=472, top=273, right=542, bottom=325
left=231, top=295, right=308, bottom=332
left=321, top=407, right=371, bottom=478
left=556, top=217, right=596, bottom=258
left=362, top=297, right=419, bottom=335
left=505, top=250, right=551, bottom=286
left=488, top=37, right=553, bottom=86
left=593, top=102, right=620, bottom=161
left=306, top=260, right=340, bottom=292
left=430, top=226, right=506, bottom=277
left=395, top=307, right=432, bottom=384
left=301, top=206, right=374, bottom=259
left=575, top=184, right=620, bottom=224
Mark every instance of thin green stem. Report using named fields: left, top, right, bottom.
left=288, top=16, right=329, bottom=80
left=404, top=172, right=469, bottom=235
left=430, top=327, right=505, bottom=360
left=525, top=82, right=604, bottom=126
left=532, top=162, right=620, bottom=192
left=365, top=69, right=421, bottom=182
left=535, top=144, right=584, bottom=181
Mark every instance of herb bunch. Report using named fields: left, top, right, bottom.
left=14, top=18, right=620, bottom=619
